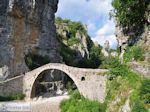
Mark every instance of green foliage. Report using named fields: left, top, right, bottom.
left=106, top=65, right=148, bottom=111
left=132, top=100, right=148, bottom=112
left=68, top=37, right=80, bottom=46
left=69, top=22, right=86, bottom=38
left=93, top=45, right=148, bottom=111
left=148, top=25, right=150, bottom=30
left=109, top=64, right=130, bottom=77
left=56, top=17, right=104, bottom=68
left=100, top=56, right=120, bottom=69
left=60, top=42, right=77, bottom=66
left=140, top=79, right=150, bottom=104
left=100, top=56, right=130, bottom=78
left=124, top=46, right=145, bottom=63
left=56, top=17, right=87, bottom=38
left=25, top=51, right=50, bottom=70
left=60, top=91, right=106, bottom=112
left=88, top=45, right=103, bottom=68
left=78, top=45, right=103, bottom=68
left=111, top=0, right=150, bottom=31
left=105, top=78, right=121, bottom=102
left=0, top=93, right=25, bottom=101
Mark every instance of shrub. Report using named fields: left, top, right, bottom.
left=140, top=79, right=150, bottom=104
left=0, top=93, right=25, bottom=101
left=124, top=46, right=145, bottom=63
left=109, top=64, right=130, bottom=77
left=101, top=56, right=130, bottom=78
left=100, top=56, right=120, bottom=69
left=25, top=51, right=50, bottom=70
left=68, top=37, right=80, bottom=46
left=77, top=45, right=103, bottom=68
left=132, top=100, right=148, bottom=112
left=60, top=91, right=106, bottom=112
left=111, top=0, right=150, bottom=32
left=60, top=43, right=77, bottom=66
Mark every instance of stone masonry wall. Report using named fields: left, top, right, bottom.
left=0, top=75, right=23, bottom=96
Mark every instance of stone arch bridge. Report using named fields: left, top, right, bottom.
left=23, top=63, right=108, bottom=102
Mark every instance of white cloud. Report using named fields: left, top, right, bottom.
left=96, top=21, right=114, bottom=36
left=56, top=0, right=113, bottom=25
left=56, top=0, right=117, bottom=48
left=92, top=20, right=118, bottom=49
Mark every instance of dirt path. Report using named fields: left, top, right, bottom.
left=30, top=95, right=69, bottom=112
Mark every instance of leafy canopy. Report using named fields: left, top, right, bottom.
left=112, top=0, right=150, bottom=33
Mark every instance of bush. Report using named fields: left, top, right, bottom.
left=60, top=43, right=77, bottom=66
left=109, top=64, right=130, bottom=77
left=140, top=79, right=150, bottom=104
left=111, top=0, right=150, bottom=32
left=132, top=100, right=148, bottom=112
left=100, top=56, right=120, bottom=69
left=101, top=56, right=130, bottom=78
left=60, top=91, right=106, bottom=112
left=0, top=93, right=25, bottom=101
left=124, top=46, right=145, bottom=63
left=68, top=37, right=80, bottom=46
left=77, top=45, right=103, bottom=68
left=25, top=51, right=50, bottom=70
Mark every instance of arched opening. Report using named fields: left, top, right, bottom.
left=81, top=76, right=85, bottom=81
left=31, top=69, right=77, bottom=99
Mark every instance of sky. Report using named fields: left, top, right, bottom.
left=56, top=0, right=118, bottom=49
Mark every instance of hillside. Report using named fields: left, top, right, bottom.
left=55, top=17, right=103, bottom=68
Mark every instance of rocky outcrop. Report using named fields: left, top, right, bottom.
left=101, top=40, right=110, bottom=57
left=129, top=61, right=150, bottom=79
left=0, top=65, right=9, bottom=81
left=74, top=31, right=89, bottom=59
left=0, top=0, right=60, bottom=78
left=55, top=18, right=90, bottom=61
left=115, top=12, right=150, bottom=63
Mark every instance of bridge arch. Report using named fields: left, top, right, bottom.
left=23, top=63, right=107, bottom=102
left=30, top=68, right=78, bottom=98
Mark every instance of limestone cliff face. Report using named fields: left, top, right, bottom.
left=55, top=18, right=90, bottom=62
left=0, top=0, right=60, bottom=78
left=116, top=12, right=150, bottom=62
left=116, top=25, right=150, bottom=51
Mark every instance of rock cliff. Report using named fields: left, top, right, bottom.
left=0, top=0, right=60, bottom=78
left=116, top=13, right=150, bottom=62
left=55, top=17, right=90, bottom=60
left=55, top=17, right=96, bottom=66
left=113, top=0, right=150, bottom=63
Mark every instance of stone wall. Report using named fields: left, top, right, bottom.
left=0, top=63, right=108, bottom=102
left=0, top=0, right=60, bottom=78
left=129, top=62, right=150, bottom=79
left=0, top=75, right=23, bottom=96
left=23, top=63, right=108, bottom=102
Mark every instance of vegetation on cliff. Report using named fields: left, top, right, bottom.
left=60, top=90, right=106, bottom=112
left=25, top=51, right=50, bottom=70
left=105, top=57, right=149, bottom=112
left=55, top=17, right=103, bottom=68
left=111, top=0, right=150, bottom=35
left=124, top=45, right=145, bottom=63
left=60, top=55, right=150, bottom=111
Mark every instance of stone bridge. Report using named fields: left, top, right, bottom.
left=23, top=63, right=108, bottom=102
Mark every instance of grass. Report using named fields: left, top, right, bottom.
left=0, top=93, right=25, bottom=101
left=60, top=57, right=150, bottom=112
left=60, top=90, right=106, bottom=112
left=105, top=62, right=149, bottom=112
left=124, top=45, right=145, bottom=63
